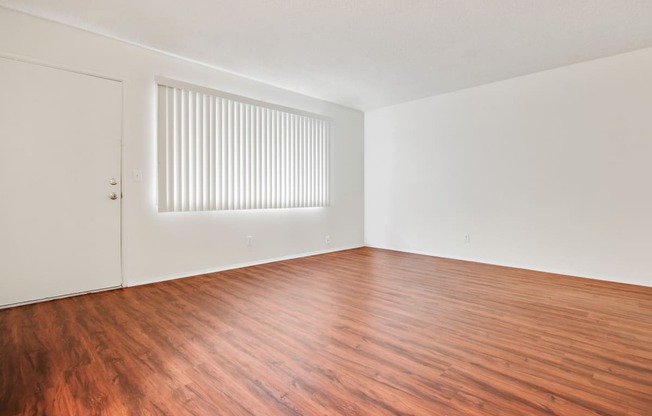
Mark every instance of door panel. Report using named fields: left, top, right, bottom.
left=0, top=57, right=122, bottom=307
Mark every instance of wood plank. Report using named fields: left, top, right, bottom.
left=1, top=247, right=651, bottom=415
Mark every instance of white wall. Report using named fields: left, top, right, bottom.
left=366, top=47, right=652, bottom=287
left=0, top=8, right=364, bottom=286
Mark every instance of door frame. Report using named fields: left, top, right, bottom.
left=0, top=51, right=125, bottom=308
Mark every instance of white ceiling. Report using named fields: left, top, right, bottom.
left=2, top=0, right=652, bottom=110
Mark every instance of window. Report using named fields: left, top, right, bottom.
left=157, top=78, right=331, bottom=212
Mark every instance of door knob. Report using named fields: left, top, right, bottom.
left=109, top=178, right=118, bottom=185
left=109, top=192, right=118, bottom=200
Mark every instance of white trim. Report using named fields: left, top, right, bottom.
left=126, top=245, right=363, bottom=287
left=365, top=244, right=652, bottom=289
left=0, top=285, right=122, bottom=310
left=118, top=80, right=125, bottom=288
left=1, top=246, right=363, bottom=308
left=0, top=50, right=123, bottom=83
left=0, top=6, right=357, bottom=112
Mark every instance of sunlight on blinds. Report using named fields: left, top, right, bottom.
left=157, top=80, right=330, bottom=212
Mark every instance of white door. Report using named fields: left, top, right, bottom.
left=0, top=57, right=122, bottom=307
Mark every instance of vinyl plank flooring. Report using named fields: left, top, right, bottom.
left=1, top=247, right=651, bottom=415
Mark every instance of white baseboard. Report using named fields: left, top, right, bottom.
left=365, top=244, right=652, bottom=289
left=0, top=285, right=122, bottom=310
left=126, top=245, right=364, bottom=287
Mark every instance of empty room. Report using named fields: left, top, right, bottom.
left=1, top=1, right=651, bottom=415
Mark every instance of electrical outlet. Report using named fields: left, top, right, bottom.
left=246, top=236, right=254, bottom=248
left=464, top=234, right=471, bottom=244
left=325, top=235, right=331, bottom=245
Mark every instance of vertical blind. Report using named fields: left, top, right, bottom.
left=157, top=79, right=331, bottom=212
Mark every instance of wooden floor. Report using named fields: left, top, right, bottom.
left=1, top=248, right=651, bottom=415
